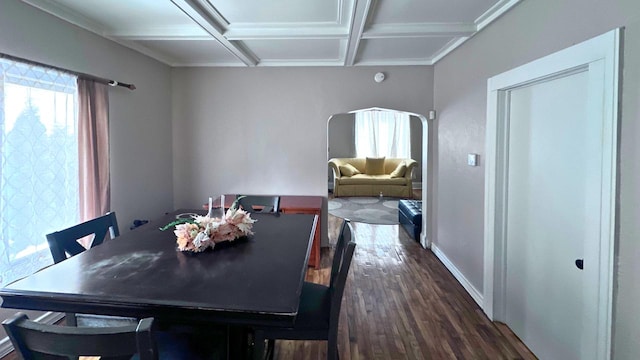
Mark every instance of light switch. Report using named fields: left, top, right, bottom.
left=467, top=153, right=478, bottom=166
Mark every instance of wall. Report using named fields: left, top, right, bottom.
left=171, top=66, right=434, bottom=244
left=409, top=115, right=423, bottom=184
left=0, top=0, right=173, bottom=340
left=327, top=113, right=354, bottom=187
left=0, top=0, right=174, bottom=231
left=433, top=0, right=640, bottom=357
left=328, top=113, right=355, bottom=159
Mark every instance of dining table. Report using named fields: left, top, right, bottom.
left=0, top=209, right=318, bottom=358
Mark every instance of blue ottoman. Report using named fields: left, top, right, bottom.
left=399, top=200, right=422, bottom=241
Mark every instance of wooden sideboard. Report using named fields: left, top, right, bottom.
left=279, top=196, right=322, bottom=269
left=213, top=195, right=322, bottom=269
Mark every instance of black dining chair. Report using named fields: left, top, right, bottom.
left=2, top=313, right=223, bottom=360
left=253, top=221, right=357, bottom=360
left=46, top=211, right=119, bottom=264
left=236, top=195, right=280, bottom=213
left=45, top=212, right=136, bottom=327
left=3, top=312, right=158, bottom=360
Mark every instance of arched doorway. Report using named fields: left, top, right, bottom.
left=327, top=107, right=431, bottom=248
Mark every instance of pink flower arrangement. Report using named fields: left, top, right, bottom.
left=174, top=206, right=256, bottom=252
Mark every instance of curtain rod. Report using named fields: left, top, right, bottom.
left=0, top=52, right=136, bottom=90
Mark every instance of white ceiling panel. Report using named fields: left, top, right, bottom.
left=21, top=0, right=522, bottom=66
left=26, top=0, right=207, bottom=36
left=209, top=0, right=345, bottom=24
left=371, top=0, right=501, bottom=24
left=136, top=40, right=242, bottom=66
left=244, top=39, right=342, bottom=61
left=357, top=37, right=453, bottom=64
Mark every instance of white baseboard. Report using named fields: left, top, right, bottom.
left=431, top=244, right=484, bottom=308
left=0, top=312, right=64, bottom=357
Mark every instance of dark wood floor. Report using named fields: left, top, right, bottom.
left=276, top=215, right=536, bottom=360
left=1, top=213, right=536, bottom=360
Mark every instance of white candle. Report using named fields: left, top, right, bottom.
left=221, top=194, right=225, bottom=212
left=208, top=197, right=213, bottom=217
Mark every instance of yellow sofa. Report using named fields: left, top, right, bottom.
left=328, top=158, right=417, bottom=198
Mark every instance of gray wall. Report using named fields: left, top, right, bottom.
left=171, top=66, right=432, bottom=196
left=327, top=113, right=355, bottom=186
left=433, top=0, right=640, bottom=357
left=409, top=115, right=423, bottom=183
left=0, top=0, right=174, bottom=229
left=171, top=66, right=434, bottom=245
left=0, top=0, right=173, bottom=337
left=328, top=113, right=355, bottom=159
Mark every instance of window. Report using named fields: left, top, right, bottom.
left=354, top=110, right=411, bottom=158
left=0, top=58, right=78, bottom=287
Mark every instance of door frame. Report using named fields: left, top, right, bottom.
left=483, top=28, right=620, bottom=359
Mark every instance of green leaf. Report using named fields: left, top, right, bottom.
left=159, top=218, right=195, bottom=231
left=230, top=195, right=246, bottom=211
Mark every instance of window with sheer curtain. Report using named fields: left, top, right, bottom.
left=0, top=58, right=79, bottom=287
left=354, top=110, right=411, bottom=158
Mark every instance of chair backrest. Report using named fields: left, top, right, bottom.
left=46, top=212, right=120, bottom=264
left=236, top=195, right=280, bottom=213
left=2, top=312, right=158, bottom=360
left=330, top=219, right=349, bottom=289
left=329, top=223, right=356, bottom=331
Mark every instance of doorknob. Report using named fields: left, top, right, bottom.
left=575, top=259, right=584, bottom=270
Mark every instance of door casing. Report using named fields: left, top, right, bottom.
left=483, top=28, right=621, bottom=360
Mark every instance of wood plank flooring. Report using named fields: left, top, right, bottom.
left=277, top=215, right=537, bottom=360
left=1, top=214, right=536, bottom=360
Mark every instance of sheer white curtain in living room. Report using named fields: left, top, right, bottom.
left=354, top=110, right=411, bottom=158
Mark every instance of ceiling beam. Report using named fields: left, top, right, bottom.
left=107, top=26, right=209, bottom=40
left=343, top=0, right=373, bottom=66
left=225, top=27, right=347, bottom=40
left=363, top=23, right=476, bottom=39
left=170, top=0, right=258, bottom=66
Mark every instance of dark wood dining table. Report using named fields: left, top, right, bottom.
left=0, top=210, right=318, bottom=330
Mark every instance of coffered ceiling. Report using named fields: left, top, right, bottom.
left=22, top=0, right=521, bottom=67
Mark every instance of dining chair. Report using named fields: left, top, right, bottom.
left=46, top=211, right=120, bottom=264
left=2, top=313, right=223, bottom=360
left=253, top=221, right=357, bottom=360
left=3, top=312, right=159, bottom=360
left=236, top=195, right=281, bottom=213
left=45, top=212, right=136, bottom=327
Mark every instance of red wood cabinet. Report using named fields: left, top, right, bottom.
left=279, top=196, right=322, bottom=269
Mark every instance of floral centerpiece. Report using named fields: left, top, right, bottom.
left=164, top=197, right=256, bottom=253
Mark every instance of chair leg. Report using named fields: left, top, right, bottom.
left=253, top=330, right=265, bottom=360
left=65, top=312, right=77, bottom=327
left=327, top=334, right=338, bottom=360
left=267, top=339, right=275, bottom=360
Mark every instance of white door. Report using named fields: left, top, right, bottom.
left=505, top=70, right=591, bottom=360
left=484, top=29, right=620, bottom=360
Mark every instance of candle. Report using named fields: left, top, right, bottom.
left=221, top=194, right=225, bottom=212
left=208, top=197, right=212, bottom=217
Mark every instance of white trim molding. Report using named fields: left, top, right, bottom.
left=431, top=244, right=483, bottom=308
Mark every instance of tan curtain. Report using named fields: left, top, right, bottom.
left=77, top=79, right=110, bottom=223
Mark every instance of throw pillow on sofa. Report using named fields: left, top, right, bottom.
left=390, top=163, right=407, bottom=178
left=365, top=157, right=386, bottom=175
left=339, top=163, right=361, bottom=177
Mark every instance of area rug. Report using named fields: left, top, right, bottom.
left=328, top=197, right=400, bottom=225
